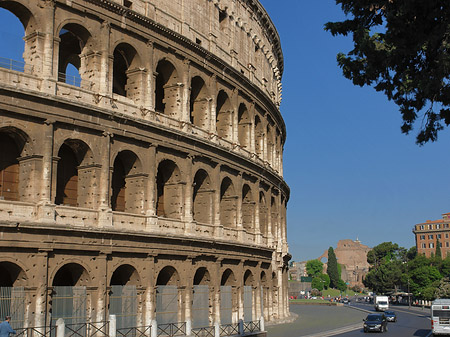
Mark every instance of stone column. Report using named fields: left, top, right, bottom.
left=183, top=155, right=194, bottom=226
left=145, top=145, right=157, bottom=229
left=95, top=252, right=109, bottom=322
left=209, top=75, right=217, bottom=133
left=37, top=120, right=55, bottom=221
left=98, top=132, right=112, bottom=227
left=236, top=173, right=243, bottom=242
left=181, top=60, right=191, bottom=123
left=99, top=22, right=112, bottom=96
left=144, top=41, right=154, bottom=111
left=213, top=165, right=222, bottom=236
left=144, top=255, right=156, bottom=327
left=34, top=250, right=49, bottom=328
left=231, top=89, right=238, bottom=144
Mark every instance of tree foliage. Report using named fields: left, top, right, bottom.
left=325, top=1, right=450, bottom=145
left=306, top=259, right=324, bottom=278
left=327, top=247, right=340, bottom=288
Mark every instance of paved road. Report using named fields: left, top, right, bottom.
left=266, top=302, right=431, bottom=337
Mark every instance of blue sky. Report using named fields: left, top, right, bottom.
left=259, top=0, right=450, bottom=261
left=1, top=1, right=449, bottom=262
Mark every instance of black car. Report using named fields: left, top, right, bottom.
left=363, top=313, right=388, bottom=333
left=384, top=310, right=397, bottom=322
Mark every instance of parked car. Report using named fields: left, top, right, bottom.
left=384, top=310, right=397, bottom=322
left=363, top=313, right=388, bottom=333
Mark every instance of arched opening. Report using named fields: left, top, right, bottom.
left=271, top=196, right=278, bottom=239
left=220, top=269, right=236, bottom=325
left=242, top=184, right=254, bottom=232
left=238, top=103, right=250, bottom=148
left=0, top=133, right=20, bottom=201
left=111, top=150, right=142, bottom=213
left=190, top=76, right=209, bottom=128
left=259, top=192, right=267, bottom=237
left=58, top=24, right=92, bottom=87
left=216, top=90, right=233, bottom=139
left=155, top=60, right=179, bottom=116
left=193, top=169, right=212, bottom=224
left=156, top=160, right=182, bottom=219
left=272, top=271, right=279, bottom=320
left=243, top=270, right=254, bottom=322
left=113, top=43, right=141, bottom=100
left=266, top=126, right=274, bottom=165
left=156, top=266, right=180, bottom=325
left=56, top=144, right=78, bottom=206
left=220, top=177, right=237, bottom=228
left=260, top=271, right=269, bottom=320
left=0, top=262, right=27, bottom=329
left=110, top=265, right=140, bottom=330
left=192, top=267, right=211, bottom=329
left=52, top=263, right=90, bottom=330
left=0, top=4, right=33, bottom=71
left=254, top=115, right=264, bottom=158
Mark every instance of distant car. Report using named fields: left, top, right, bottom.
left=363, top=313, right=388, bottom=333
left=343, top=298, right=349, bottom=304
left=384, top=310, right=397, bottom=322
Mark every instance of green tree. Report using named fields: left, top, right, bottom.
left=367, top=242, right=400, bottom=268
left=312, top=277, right=324, bottom=291
left=306, top=259, right=324, bottom=278
left=327, top=247, right=340, bottom=288
left=318, top=273, right=331, bottom=290
left=325, top=1, right=450, bottom=144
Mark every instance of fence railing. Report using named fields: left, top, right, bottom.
left=243, top=320, right=260, bottom=333
left=65, top=321, right=109, bottom=337
left=219, top=323, right=239, bottom=337
left=191, top=326, right=215, bottom=337
left=15, top=326, right=57, bottom=337
left=116, top=325, right=151, bottom=337
left=157, top=322, right=186, bottom=336
left=0, top=57, right=31, bottom=73
left=58, top=72, right=94, bottom=90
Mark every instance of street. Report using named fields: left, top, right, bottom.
left=267, top=301, right=432, bottom=337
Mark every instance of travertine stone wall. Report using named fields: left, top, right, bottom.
left=0, top=0, right=291, bottom=331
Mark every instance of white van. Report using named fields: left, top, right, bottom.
left=374, top=295, right=389, bottom=311
left=431, top=299, right=450, bottom=335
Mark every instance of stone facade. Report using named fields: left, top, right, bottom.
left=413, top=212, right=450, bottom=258
left=318, top=239, right=370, bottom=288
left=0, top=0, right=290, bottom=334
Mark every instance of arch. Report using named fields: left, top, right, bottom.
left=57, top=23, right=93, bottom=87
left=220, top=177, right=237, bottom=228
left=55, top=140, right=93, bottom=207
left=111, top=150, right=142, bottom=213
left=113, top=42, right=141, bottom=98
left=155, top=59, right=179, bottom=116
left=220, top=269, right=236, bottom=286
left=156, top=159, right=182, bottom=219
left=271, top=196, right=278, bottom=238
left=52, top=263, right=90, bottom=287
left=260, top=271, right=267, bottom=285
left=193, top=169, right=213, bottom=224
left=156, top=266, right=180, bottom=286
left=0, top=261, right=27, bottom=287
left=190, top=76, right=209, bottom=129
left=110, top=264, right=140, bottom=286
left=0, top=133, right=21, bottom=201
left=266, top=125, right=274, bottom=164
left=254, top=115, right=263, bottom=158
left=243, top=270, right=254, bottom=286
left=238, top=103, right=250, bottom=148
left=259, top=191, right=267, bottom=236
left=216, top=90, right=233, bottom=139
left=193, top=267, right=210, bottom=285
left=241, top=184, right=254, bottom=231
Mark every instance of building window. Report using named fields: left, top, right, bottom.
left=446, top=242, right=449, bottom=247
left=446, top=233, right=449, bottom=239
left=430, top=243, right=435, bottom=248
left=420, top=225, right=424, bottom=230
left=438, top=234, right=442, bottom=239
left=429, top=234, right=434, bottom=240
left=420, top=235, right=425, bottom=240
left=445, top=224, right=449, bottom=228
left=440, top=242, right=443, bottom=247
left=428, top=224, right=432, bottom=229
left=422, top=243, right=426, bottom=248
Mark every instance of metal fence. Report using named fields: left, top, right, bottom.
left=116, top=325, right=151, bottom=337
left=192, top=285, right=209, bottom=329
left=191, top=326, right=214, bottom=337
left=243, top=320, right=260, bottom=333
left=219, top=323, right=239, bottom=337
left=0, top=286, right=25, bottom=330
left=57, top=72, right=93, bottom=90
left=110, top=285, right=137, bottom=330
left=157, top=322, right=186, bottom=337
left=65, top=321, right=109, bottom=337
left=0, top=57, right=28, bottom=73
left=16, top=326, right=57, bottom=337
left=219, top=286, right=232, bottom=325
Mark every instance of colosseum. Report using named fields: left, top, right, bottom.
left=0, top=0, right=290, bottom=336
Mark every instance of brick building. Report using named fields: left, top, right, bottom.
left=413, top=212, right=450, bottom=257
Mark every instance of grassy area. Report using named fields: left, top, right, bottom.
left=289, top=299, right=331, bottom=304
left=321, top=288, right=363, bottom=298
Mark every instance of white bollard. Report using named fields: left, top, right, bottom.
left=151, top=319, right=158, bottom=337
left=56, top=318, right=65, bottom=337
left=109, top=314, right=116, bottom=337
left=238, top=319, right=244, bottom=335
left=186, top=319, right=191, bottom=336
left=260, top=316, right=265, bottom=331
left=214, top=322, right=220, bottom=337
